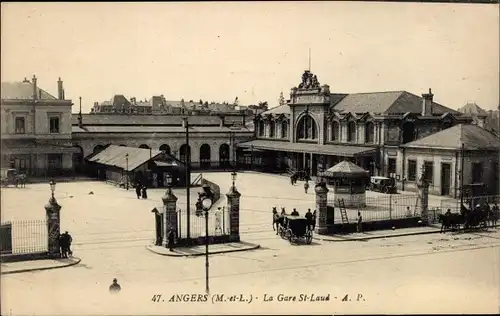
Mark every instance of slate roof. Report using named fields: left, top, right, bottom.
left=403, top=124, right=500, bottom=150
left=72, top=125, right=252, bottom=133
left=331, top=91, right=459, bottom=115
left=322, top=160, right=370, bottom=178
left=1, top=81, right=57, bottom=100
left=72, top=114, right=224, bottom=125
left=86, top=145, right=162, bottom=171
left=237, top=140, right=376, bottom=157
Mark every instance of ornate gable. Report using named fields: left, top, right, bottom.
left=341, top=112, right=358, bottom=121
left=402, top=112, right=419, bottom=122
left=328, top=111, right=343, bottom=122
left=358, top=112, right=375, bottom=122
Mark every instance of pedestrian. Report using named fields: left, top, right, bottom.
left=109, top=278, right=121, bottom=293
left=305, top=209, right=313, bottom=231
left=291, top=208, right=299, bottom=216
left=167, top=229, right=176, bottom=252
left=135, top=182, right=141, bottom=199
left=312, top=210, right=317, bottom=230
left=357, top=211, right=363, bottom=233
left=58, top=233, right=65, bottom=258
left=61, top=231, right=73, bottom=257
left=304, top=180, right=309, bottom=194
left=141, top=185, right=148, bottom=199
left=406, top=206, right=412, bottom=218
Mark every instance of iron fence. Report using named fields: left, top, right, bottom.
left=177, top=206, right=230, bottom=239
left=0, top=220, right=48, bottom=255
left=327, top=194, right=420, bottom=224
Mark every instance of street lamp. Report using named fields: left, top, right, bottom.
left=231, top=171, right=237, bottom=188
left=182, top=116, right=192, bottom=241
left=198, top=183, right=214, bottom=294
left=125, top=153, right=129, bottom=190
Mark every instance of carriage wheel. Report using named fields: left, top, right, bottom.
left=383, top=186, right=390, bottom=194
left=287, top=229, right=293, bottom=243
left=305, top=230, right=313, bottom=245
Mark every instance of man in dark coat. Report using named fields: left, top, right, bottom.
left=312, top=210, right=317, bottom=230
left=141, top=185, right=148, bottom=199
left=135, top=182, right=141, bottom=199
left=305, top=209, right=313, bottom=230
left=109, top=278, right=121, bottom=293
left=167, top=229, right=175, bottom=251
left=291, top=208, right=299, bottom=216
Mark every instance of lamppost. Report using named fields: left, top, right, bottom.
left=125, top=153, right=129, bottom=190
left=183, top=117, right=192, bottom=241
left=231, top=171, right=237, bottom=189
left=198, top=183, right=214, bottom=294
left=49, top=179, right=56, bottom=201
left=45, top=179, right=62, bottom=257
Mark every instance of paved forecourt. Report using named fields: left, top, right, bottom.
left=1, top=172, right=498, bottom=315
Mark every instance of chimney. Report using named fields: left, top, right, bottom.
left=57, top=77, right=64, bottom=100
left=32, top=75, right=38, bottom=100
left=421, top=88, right=434, bottom=116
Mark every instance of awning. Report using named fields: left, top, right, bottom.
left=237, top=140, right=376, bottom=157
left=154, top=161, right=180, bottom=167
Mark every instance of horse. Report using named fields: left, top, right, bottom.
left=15, top=174, right=27, bottom=188
left=438, top=213, right=464, bottom=233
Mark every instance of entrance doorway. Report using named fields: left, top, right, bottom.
left=441, top=163, right=451, bottom=196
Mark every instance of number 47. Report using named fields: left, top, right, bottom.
left=152, top=294, right=162, bottom=302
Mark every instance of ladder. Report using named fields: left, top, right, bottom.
left=338, top=198, right=349, bottom=224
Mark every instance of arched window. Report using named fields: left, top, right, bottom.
left=365, top=122, right=375, bottom=143
left=219, top=144, right=230, bottom=168
left=258, top=120, right=265, bottom=137
left=269, top=121, right=276, bottom=138
left=159, top=144, right=171, bottom=154
left=330, top=121, right=340, bottom=141
left=402, top=122, right=416, bottom=143
left=139, top=144, right=150, bottom=149
left=296, top=114, right=318, bottom=141
left=347, top=121, right=356, bottom=142
left=200, top=144, right=211, bottom=168
left=281, top=121, right=288, bottom=138
left=179, top=144, right=191, bottom=164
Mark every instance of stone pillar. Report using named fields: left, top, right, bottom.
left=45, top=197, right=62, bottom=258
left=314, top=183, right=329, bottom=235
left=226, top=186, right=241, bottom=242
left=417, top=168, right=430, bottom=224
left=161, top=188, right=178, bottom=247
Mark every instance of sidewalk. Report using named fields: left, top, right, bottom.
left=1, top=257, right=81, bottom=275
left=147, top=241, right=260, bottom=257
left=314, top=226, right=443, bottom=242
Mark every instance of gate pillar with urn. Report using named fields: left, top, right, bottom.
left=162, top=187, right=178, bottom=247
left=314, top=182, right=329, bottom=235
left=45, top=180, right=62, bottom=258
left=226, top=185, right=241, bottom=242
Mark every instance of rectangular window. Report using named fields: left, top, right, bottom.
left=15, top=117, right=25, bottom=134
left=471, top=162, right=483, bottom=183
left=49, top=117, right=60, bottom=133
left=47, top=154, right=63, bottom=171
left=423, top=161, right=434, bottom=184
left=388, top=158, right=397, bottom=175
left=407, top=159, right=417, bottom=181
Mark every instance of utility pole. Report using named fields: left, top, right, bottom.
left=183, top=117, right=191, bottom=241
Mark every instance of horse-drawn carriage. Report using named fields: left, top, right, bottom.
left=275, top=215, right=313, bottom=244
left=438, top=205, right=495, bottom=233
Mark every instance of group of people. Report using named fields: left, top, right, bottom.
left=272, top=207, right=317, bottom=232
left=59, top=231, right=73, bottom=258
left=135, top=181, right=148, bottom=199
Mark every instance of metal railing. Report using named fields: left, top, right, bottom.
left=328, top=194, right=420, bottom=223
left=177, top=206, right=230, bottom=239
left=0, top=220, right=48, bottom=255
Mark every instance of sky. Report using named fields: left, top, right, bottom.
left=1, top=2, right=499, bottom=113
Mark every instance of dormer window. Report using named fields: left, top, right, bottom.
left=330, top=121, right=339, bottom=141
left=258, top=120, right=265, bottom=137
left=269, top=120, right=276, bottom=138
left=281, top=121, right=288, bottom=138
left=347, top=121, right=356, bottom=142
left=365, top=122, right=375, bottom=143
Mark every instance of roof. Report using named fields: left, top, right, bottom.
left=403, top=124, right=500, bottom=150
left=86, top=145, right=162, bottom=171
left=457, top=103, right=488, bottom=116
left=259, top=90, right=459, bottom=116
left=1, top=81, right=57, bottom=100
left=237, top=140, right=376, bottom=157
left=72, top=114, right=229, bottom=125
left=331, top=91, right=459, bottom=115
left=72, top=125, right=252, bottom=133
left=325, top=160, right=369, bottom=174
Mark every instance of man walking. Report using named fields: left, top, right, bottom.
left=305, top=209, right=313, bottom=231
left=357, top=211, right=363, bottom=233
left=135, top=181, right=141, bottom=199
left=109, top=278, right=121, bottom=293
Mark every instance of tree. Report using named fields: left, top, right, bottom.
left=258, top=101, right=268, bottom=110
left=278, top=92, right=286, bottom=107
left=199, top=99, right=203, bottom=104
